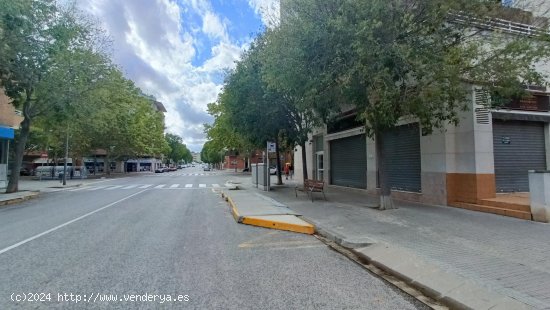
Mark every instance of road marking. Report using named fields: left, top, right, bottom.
left=170, top=184, right=180, bottom=188
left=154, top=184, right=166, bottom=189
left=185, top=184, right=192, bottom=188
left=104, top=185, right=123, bottom=190
left=199, top=184, right=206, bottom=188
left=68, top=187, right=86, bottom=192
left=87, top=186, right=107, bottom=191
left=139, top=184, right=152, bottom=189
left=212, top=184, right=220, bottom=188
left=0, top=189, right=149, bottom=256
left=121, top=184, right=139, bottom=189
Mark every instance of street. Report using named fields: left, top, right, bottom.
left=0, top=168, right=426, bottom=309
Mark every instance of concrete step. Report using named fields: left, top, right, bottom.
left=450, top=202, right=532, bottom=220
left=477, top=199, right=531, bottom=212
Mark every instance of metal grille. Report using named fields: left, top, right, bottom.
left=382, top=124, right=422, bottom=193
left=475, top=108, right=490, bottom=124
left=493, top=120, right=547, bottom=192
left=330, top=135, right=367, bottom=189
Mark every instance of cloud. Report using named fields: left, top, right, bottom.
left=76, top=0, right=261, bottom=152
left=247, top=0, right=280, bottom=27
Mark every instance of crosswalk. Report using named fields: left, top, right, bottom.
left=146, top=173, right=215, bottom=177
left=68, top=183, right=223, bottom=192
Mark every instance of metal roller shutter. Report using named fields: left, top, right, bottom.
left=493, top=120, right=546, bottom=192
left=382, top=124, right=421, bottom=192
left=330, top=134, right=367, bottom=188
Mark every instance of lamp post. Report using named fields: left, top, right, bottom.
left=62, top=125, right=69, bottom=186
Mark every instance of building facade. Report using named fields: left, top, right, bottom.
left=0, top=89, right=23, bottom=189
left=294, top=1, right=550, bottom=220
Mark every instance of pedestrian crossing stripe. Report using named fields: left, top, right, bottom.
left=69, top=183, right=223, bottom=191
left=105, top=185, right=123, bottom=190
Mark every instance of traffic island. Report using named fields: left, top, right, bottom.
left=222, top=190, right=315, bottom=235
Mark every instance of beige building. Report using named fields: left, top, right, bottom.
left=294, top=1, right=550, bottom=220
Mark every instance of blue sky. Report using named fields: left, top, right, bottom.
left=76, top=0, right=280, bottom=152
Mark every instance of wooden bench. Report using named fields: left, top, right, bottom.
left=295, top=179, right=326, bottom=202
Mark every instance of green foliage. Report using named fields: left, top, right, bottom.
left=274, top=0, right=550, bottom=136
left=200, top=140, right=223, bottom=164
left=164, top=133, right=192, bottom=164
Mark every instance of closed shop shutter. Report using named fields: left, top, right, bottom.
left=493, top=120, right=546, bottom=192
left=382, top=124, right=421, bottom=192
left=330, top=134, right=367, bottom=188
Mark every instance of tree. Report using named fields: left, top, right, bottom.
left=200, top=140, right=223, bottom=167
left=76, top=70, right=168, bottom=174
left=164, top=133, right=192, bottom=164
left=0, top=1, right=112, bottom=192
left=270, top=0, right=550, bottom=209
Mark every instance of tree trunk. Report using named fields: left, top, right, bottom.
left=104, top=155, right=111, bottom=176
left=376, top=131, right=395, bottom=210
left=301, top=142, right=308, bottom=181
left=6, top=117, right=31, bottom=193
left=275, top=140, right=283, bottom=185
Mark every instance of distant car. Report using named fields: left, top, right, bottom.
left=203, top=165, right=211, bottom=171
left=19, top=168, right=31, bottom=176
left=155, top=167, right=164, bottom=173
left=269, top=166, right=277, bottom=175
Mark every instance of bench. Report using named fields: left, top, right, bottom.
left=295, top=179, right=326, bottom=202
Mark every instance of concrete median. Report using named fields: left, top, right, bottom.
left=222, top=191, right=314, bottom=235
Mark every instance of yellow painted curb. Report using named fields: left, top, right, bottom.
left=226, top=196, right=241, bottom=223
left=241, top=216, right=315, bottom=235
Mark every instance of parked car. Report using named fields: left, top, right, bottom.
left=169, top=166, right=177, bottom=172
left=155, top=167, right=164, bottom=173
left=19, top=167, right=31, bottom=176
left=203, top=164, right=211, bottom=171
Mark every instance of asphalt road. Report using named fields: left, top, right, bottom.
left=0, top=168, right=428, bottom=309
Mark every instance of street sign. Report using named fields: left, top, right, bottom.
left=267, top=142, right=276, bottom=153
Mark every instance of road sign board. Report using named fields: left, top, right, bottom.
left=267, top=142, right=276, bottom=153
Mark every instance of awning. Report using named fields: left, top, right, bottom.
left=0, top=126, right=14, bottom=139
left=33, top=158, right=73, bottom=164
left=492, top=110, right=550, bottom=123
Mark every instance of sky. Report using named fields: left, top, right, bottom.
left=75, top=0, right=280, bottom=152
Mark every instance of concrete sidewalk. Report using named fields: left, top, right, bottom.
left=0, top=177, right=121, bottom=206
left=232, top=175, right=550, bottom=309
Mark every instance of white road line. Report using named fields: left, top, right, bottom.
left=212, top=184, right=220, bottom=188
left=0, top=189, right=149, bottom=256
left=68, top=187, right=86, bottom=192
left=199, top=184, right=206, bottom=188
left=170, top=184, right=180, bottom=188
left=154, top=184, right=166, bottom=189
left=185, top=184, right=193, bottom=188
left=87, top=186, right=107, bottom=191
left=104, top=185, right=123, bottom=190
left=139, top=184, right=152, bottom=189
left=121, top=185, right=138, bottom=189
left=194, top=173, right=199, bottom=176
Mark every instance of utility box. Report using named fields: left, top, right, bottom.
left=529, top=170, right=550, bottom=223
left=251, top=163, right=270, bottom=191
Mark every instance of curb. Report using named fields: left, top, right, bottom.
left=241, top=216, right=315, bottom=235
left=349, top=244, right=533, bottom=310
left=0, top=192, right=40, bottom=207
